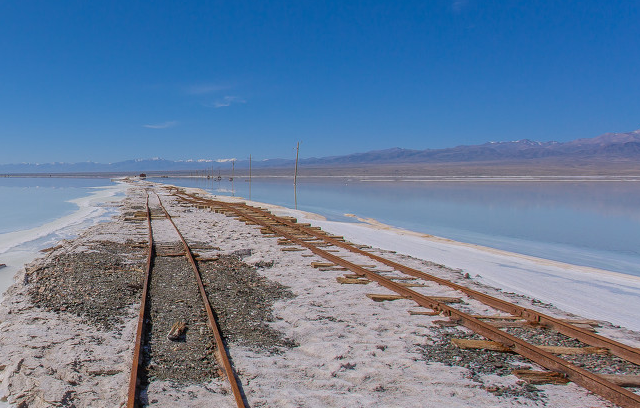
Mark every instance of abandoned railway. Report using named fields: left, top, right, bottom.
left=1, top=181, right=639, bottom=407
left=167, top=185, right=640, bottom=408
left=127, top=192, right=246, bottom=407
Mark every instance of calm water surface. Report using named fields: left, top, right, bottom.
left=0, top=178, right=114, bottom=234
left=1, top=176, right=638, bottom=277
left=157, top=176, right=640, bottom=276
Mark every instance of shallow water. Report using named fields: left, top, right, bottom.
left=0, top=178, right=125, bottom=297
left=157, top=176, right=640, bottom=276
left=2, top=176, right=639, bottom=278
left=0, top=178, right=115, bottom=233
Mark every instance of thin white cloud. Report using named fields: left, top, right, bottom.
left=143, top=121, right=177, bottom=129
left=206, top=96, right=246, bottom=108
left=451, top=0, right=468, bottom=13
left=185, top=83, right=228, bottom=95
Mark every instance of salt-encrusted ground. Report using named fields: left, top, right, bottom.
left=0, top=181, right=634, bottom=407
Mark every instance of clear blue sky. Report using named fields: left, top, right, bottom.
left=1, top=1, right=639, bottom=163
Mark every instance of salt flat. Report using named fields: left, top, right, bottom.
left=0, top=182, right=636, bottom=407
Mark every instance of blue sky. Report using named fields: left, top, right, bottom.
left=1, top=1, right=639, bottom=163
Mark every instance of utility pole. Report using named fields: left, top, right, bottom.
left=294, top=142, right=300, bottom=186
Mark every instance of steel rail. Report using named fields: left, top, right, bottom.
left=127, top=194, right=154, bottom=408
left=174, top=192, right=640, bottom=408
left=155, top=194, right=247, bottom=408
left=178, top=193, right=640, bottom=368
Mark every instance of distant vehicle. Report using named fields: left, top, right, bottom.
left=0, top=264, right=6, bottom=269
left=139, top=173, right=147, bottom=178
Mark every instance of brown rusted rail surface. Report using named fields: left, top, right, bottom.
left=155, top=194, right=247, bottom=408
left=127, top=193, right=247, bottom=408
left=172, top=190, right=640, bottom=408
left=127, top=194, right=154, bottom=408
left=176, top=191, right=640, bottom=367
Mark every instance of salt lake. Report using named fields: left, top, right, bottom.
left=1, top=176, right=639, bottom=285
left=159, top=176, right=640, bottom=277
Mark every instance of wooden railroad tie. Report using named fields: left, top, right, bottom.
left=128, top=242, right=147, bottom=248
left=312, top=243, right=333, bottom=247
left=366, top=294, right=463, bottom=303
left=451, top=339, right=608, bottom=355
left=511, top=369, right=570, bottom=385
left=464, top=315, right=534, bottom=328
left=470, top=315, right=599, bottom=330
left=510, top=370, right=640, bottom=387
left=484, top=320, right=532, bottom=329
left=281, top=247, right=305, bottom=252
left=408, top=309, right=441, bottom=316
left=157, top=252, right=187, bottom=257
left=318, top=267, right=349, bottom=271
left=598, top=374, right=640, bottom=388
left=560, top=318, right=600, bottom=326
left=470, top=315, right=526, bottom=320
left=336, top=277, right=370, bottom=285
left=311, top=262, right=336, bottom=268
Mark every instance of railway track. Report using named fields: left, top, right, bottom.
left=127, top=192, right=246, bottom=408
left=169, top=187, right=640, bottom=408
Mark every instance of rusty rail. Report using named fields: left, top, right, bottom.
left=127, top=194, right=154, bottom=407
left=127, top=193, right=247, bottom=408
left=182, top=194, right=640, bottom=367
left=174, top=191, right=640, bottom=408
left=155, top=194, right=247, bottom=408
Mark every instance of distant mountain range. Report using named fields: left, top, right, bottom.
left=2, top=129, right=640, bottom=174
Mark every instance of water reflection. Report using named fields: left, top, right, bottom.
left=156, top=176, right=640, bottom=276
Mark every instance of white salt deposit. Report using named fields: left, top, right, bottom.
left=0, top=183, right=634, bottom=407
left=255, top=202, right=640, bottom=335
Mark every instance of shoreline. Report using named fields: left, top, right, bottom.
left=195, top=188, right=640, bottom=283
left=155, top=177, right=640, bottom=277
left=0, top=181, right=636, bottom=407
left=4, top=180, right=640, bottom=332
left=0, top=182, right=128, bottom=300
left=343, top=213, right=640, bottom=282
left=193, top=189, right=640, bottom=333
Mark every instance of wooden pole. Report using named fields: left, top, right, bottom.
left=294, top=142, right=299, bottom=186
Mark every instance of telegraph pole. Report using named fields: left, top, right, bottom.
left=294, top=142, right=300, bottom=186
